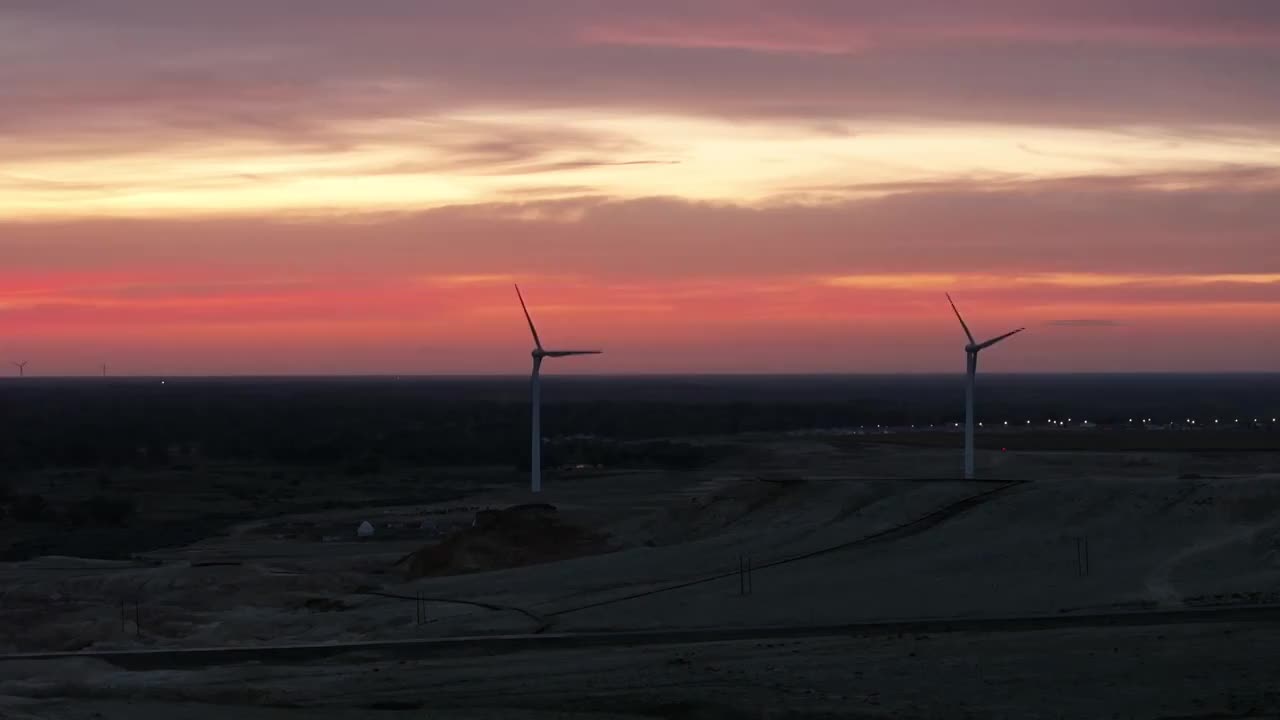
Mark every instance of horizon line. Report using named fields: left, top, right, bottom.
left=2, top=371, right=1278, bottom=380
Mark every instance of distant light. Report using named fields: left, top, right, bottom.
left=1003, top=421, right=1008, bottom=425
left=160, top=380, right=166, bottom=385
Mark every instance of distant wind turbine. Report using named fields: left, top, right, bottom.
left=947, top=293, right=1024, bottom=480
left=12, top=361, right=27, bottom=377
left=101, top=363, right=108, bottom=378
left=516, top=284, right=601, bottom=494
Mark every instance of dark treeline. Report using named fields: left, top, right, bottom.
left=0, top=374, right=1277, bottom=471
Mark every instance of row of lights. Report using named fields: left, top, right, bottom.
left=854, top=417, right=1277, bottom=428
left=1161, top=418, right=1277, bottom=425
left=919, top=417, right=1278, bottom=429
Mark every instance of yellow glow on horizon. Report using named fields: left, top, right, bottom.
left=823, top=273, right=966, bottom=289
left=3, top=111, right=1280, bottom=219
left=421, top=274, right=518, bottom=287
left=1022, top=272, right=1280, bottom=287
left=823, top=272, right=1280, bottom=289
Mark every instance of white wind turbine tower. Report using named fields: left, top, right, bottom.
left=947, top=293, right=1024, bottom=480
left=516, top=285, right=601, bottom=494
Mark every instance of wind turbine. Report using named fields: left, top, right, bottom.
left=101, top=363, right=108, bottom=378
left=947, top=293, right=1024, bottom=480
left=12, top=361, right=27, bottom=377
left=516, top=284, right=601, bottom=494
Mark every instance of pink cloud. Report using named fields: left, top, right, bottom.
left=2, top=167, right=1277, bottom=279
left=582, top=3, right=1280, bottom=55
left=5, top=0, right=1280, bottom=139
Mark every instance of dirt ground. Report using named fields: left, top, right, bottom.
left=5, top=623, right=1280, bottom=719
left=3, top=436, right=1280, bottom=717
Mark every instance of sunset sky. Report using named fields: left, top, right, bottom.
left=2, top=1, right=1278, bottom=375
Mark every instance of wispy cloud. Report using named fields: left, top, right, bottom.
left=6, top=1, right=1280, bottom=153
left=5, top=174, right=1280, bottom=278
left=1047, top=319, right=1124, bottom=327
left=582, top=4, right=1280, bottom=55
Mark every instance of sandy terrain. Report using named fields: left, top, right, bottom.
left=5, top=623, right=1280, bottom=719
left=3, top=437, right=1280, bottom=717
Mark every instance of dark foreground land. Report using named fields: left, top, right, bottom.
left=2, top=374, right=1277, bottom=469
left=6, top=621, right=1280, bottom=719
left=2, top=375, right=1280, bottom=717
left=4, top=374, right=1277, bottom=562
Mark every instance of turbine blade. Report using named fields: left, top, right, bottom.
left=946, top=293, right=975, bottom=344
left=977, top=327, right=1025, bottom=350
left=514, top=284, right=543, bottom=349
left=544, top=350, right=602, bottom=357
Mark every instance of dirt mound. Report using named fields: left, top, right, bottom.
left=402, top=504, right=612, bottom=577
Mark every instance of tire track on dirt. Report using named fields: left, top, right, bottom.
left=544, top=480, right=1025, bottom=618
